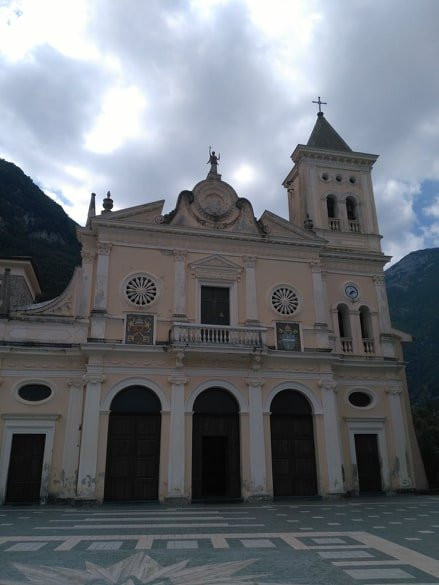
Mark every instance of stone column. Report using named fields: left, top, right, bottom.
left=173, top=250, right=187, bottom=319
left=319, top=378, right=344, bottom=495
left=311, top=262, right=327, bottom=326
left=76, top=374, right=104, bottom=500
left=246, top=378, right=269, bottom=499
left=78, top=250, right=95, bottom=317
left=91, top=242, right=111, bottom=339
left=61, top=379, right=84, bottom=498
left=167, top=374, right=189, bottom=502
left=386, top=385, right=413, bottom=489
left=244, top=257, right=258, bottom=323
left=373, top=274, right=391, bottom=332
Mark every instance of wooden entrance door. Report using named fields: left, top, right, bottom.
left=270, top=390, right=317, bottom=497
left=354, top=434, right=382, bottom=492
left=271, top=415, right=317, bottom=496
left=105, top=413, right=161, bottom=501
left=192, top=414, right=240, bottom=499
left=6, top=434, right=45, bottom=503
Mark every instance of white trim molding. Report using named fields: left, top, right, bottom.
left=345, top=417, right=390, bottom=493
left=263, top=381, right=323, bottom=415
left=185, top=380, right=248, bottom=413
left=0, top=415, right=59, bottom=504
left=101, top=377, right=170, bottom=412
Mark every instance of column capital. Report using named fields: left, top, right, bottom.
left=168, top=375, right=189, bottom=385
left=246, top=377, right=264, bottom=388
left=97, top=242, right=112, bottom=255
left=243, top=256, right=256, bottom=268
left=385, top=385, right=403, bottom=396
left=67, top=379, right=84, bottom=390
left=83, top=374, right=105, bottom=385
left=173, top=249, right=188, bottom=261
left=373, top=274, right=386, bottom=285
left=81, top=249, right=95, bottom=263
left=310, top=260, right=322, bottom=273
left=318, top=378, right=337, bottom=392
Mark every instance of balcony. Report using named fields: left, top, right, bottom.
left=328, top=218, right=341, bottom=231
left=362, top=338, right=375, bottom=354
left=348, top=219, right=360, bottom=233
left=170, top=323, right=266, bottom=350
left=340, top=337, right=353, bottom=353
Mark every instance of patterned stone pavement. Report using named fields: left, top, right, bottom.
left=0, top=495, right=438, bottom=584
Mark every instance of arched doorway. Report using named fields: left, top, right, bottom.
left=192, top=388, right=241, bottom=500
left=104, top=386, right=161, bottom=501
left=270, top=390, right=317, bottom=497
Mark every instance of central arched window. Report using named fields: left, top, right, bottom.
left=359, top=306, right=375, bottom=353
left=337, top=303, right=353, bottom=353
left=326, top=195, right=339, bottom=231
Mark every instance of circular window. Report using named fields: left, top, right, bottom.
left=349, top=176, right=356, bottom=184
left=18, top=384, right=52, bottom=402
left=321, top=172, right=329, bottom=181
left=336, top=174, right=343, bottom=183
left=348, top=391, right=372, bottom=408
left=271, top=286, right=299, bottom=315
left=125, top=274, right=158, bottom=306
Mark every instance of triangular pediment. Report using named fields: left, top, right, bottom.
left=189, top=254, right=243, bottom=280
left=94, top=200, right=165, bottom=225
left=260, top=211, right=327, bottom=242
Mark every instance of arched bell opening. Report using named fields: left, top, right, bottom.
left=192, top=388, right=241, bottom=500
left=104, top=386, right=161, bottom=501
left=270, top=389, right=317, bottom=497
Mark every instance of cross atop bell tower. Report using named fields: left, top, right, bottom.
left=312, top=96, right=327, bottom=115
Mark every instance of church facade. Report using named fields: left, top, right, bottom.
left=0, top=113, right=427, bottom=504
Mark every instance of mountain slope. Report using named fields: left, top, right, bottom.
left=0, top=158, right=81, bottom=300
left=386, top=248, right=439, bottom=404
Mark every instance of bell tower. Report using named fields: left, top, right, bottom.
left=283, top=104, right=382, bottom=253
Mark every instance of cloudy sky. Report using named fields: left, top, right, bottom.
left=1, top=0, right=438, bottom=264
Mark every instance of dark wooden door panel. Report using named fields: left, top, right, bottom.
left=105, top=413, right=160, bottom=501
left=192, top=414, right=240, bottom=499
left=271, top=415, right=317, bottom=497
left=201, top=286, right=230, bottom=325
left=6, top=434, right=45, bottom=503
left=355, top=434, right=382, bottom=492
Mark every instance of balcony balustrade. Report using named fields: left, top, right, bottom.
left=348, top=219, right=361, bottom=233
left=340, top=337, right=353, bottom=353
left=328, top=218, right=341, bottom=231
left=363, top=338, right=375, bottom=354
left=171, top=323, right=266, bottom=349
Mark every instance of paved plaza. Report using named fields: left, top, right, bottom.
left=0, top=495, right=438, bottom=584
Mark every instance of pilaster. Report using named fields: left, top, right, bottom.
left=244, top=256, right=258, bottom=323
left=173, top=250, right=187, bottom=319
left=166, top=373, right=189, bottom=503
left=386, top=385, right=413, bottom=490
left=76, top=374, right=105, bottom=500
left=91, top=242, right=111, bottom=339
left=319, top=378, right=344, bottom=495
left=246, top=377, right=269, bottom=499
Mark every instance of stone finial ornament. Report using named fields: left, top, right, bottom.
left=102, top=191, right=113, bottom=213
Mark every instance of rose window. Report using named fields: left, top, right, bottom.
left=125, top=275, right=157, bottom=306
left=271, top=286, right=299, bottom=315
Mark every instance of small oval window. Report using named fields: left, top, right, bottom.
left=18, top=384, right=52, bottom=402
left=336, top=174, right=343, bottom=182
left=322, top=172, right=329, bottom=181
left=348, top=391, right=372, bottom=408
left=349, top=176, right=356, bottom=184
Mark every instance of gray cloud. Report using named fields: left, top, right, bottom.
left=0, top=0, right=438, bottom=262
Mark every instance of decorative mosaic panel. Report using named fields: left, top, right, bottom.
left=125, top=314, right=154, bottom=345
left=276, top=321, right=301, bottom=351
